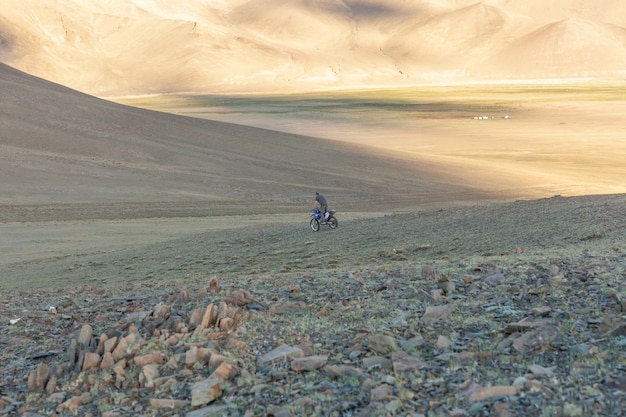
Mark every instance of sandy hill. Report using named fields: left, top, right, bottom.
left=0, top=62, right=493, bottom=213
left=1, top=0, right=625, bottom=96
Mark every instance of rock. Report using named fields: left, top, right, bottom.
left=100, top=352, right=115, bottom=370
left=191, top=378, right=222, bottom=407
left=512, top=324, right=561, bottom=353
left=103, top=336, right=118, bottom=354
left=399, top=334, right=426, bottom=350
left=67, top=339, right=78, bottom=368
left=82, top=352, right=101, bottom=372
left=141, top=364, right=160, bottom=388
left=468, top=385, right=520, bottom=402
left=209, top=362, right=240, bottom=381
left=257, top=344, right=304, bottom=367
left=201, top=304, right=217, bottom=328
left=134, top=353, right=164, bottom=367
left=362, top=356, right=393, bottom=371
left=532, top=306, right=552, bottom=317
left=186, top=346, right=199, bottom=366
left=208, top=353, right=227, bottom=369
left=391, top=350, right=427, bottom=373
left=422, top=304, right=454, bottom=320
left=528, top=364, right=556, bottom=376
left=27, top=363, right=49, bottom=393
left=457, top=380, right=483, bottom=397
left=57, top=393, right=91, bottom=412
left=484, top=268, right=505, bottom=286
left=291, top=355, right=328, bottom=372
left=324, top=365, right=364, bottom=378
left=436, top=335, right=452, bottom=349
left=149, top=398, right=189, bottom=409
left=437, top=275, right=455, bottom=295
left=78, top=324, right=93, bottom=348
left=111, top=337, right=129, bottom=361
left=188, top=307, right=205, bottom=328
left=370, top=384, right=394, bottom=402
left=196, top=347, right=212, bottom=363
left=186, top=404, right=230, bottom=417
left=598, top=314, right=626, bottom=334
left=368, top=334, right=398, bottom=355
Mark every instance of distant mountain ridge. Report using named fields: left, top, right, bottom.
left=1, top=0, right=626, bottom=95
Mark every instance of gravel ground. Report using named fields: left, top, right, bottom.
left=1, top=194, right=625, bottom=416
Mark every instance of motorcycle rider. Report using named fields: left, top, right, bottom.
left=313, top=192, right=329, bottom=220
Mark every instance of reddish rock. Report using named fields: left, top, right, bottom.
left=191, top=378, right=222, bottom=407
left=27, top=363, right=49, bottom=393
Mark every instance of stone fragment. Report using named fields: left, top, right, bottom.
left=528, top=364, right=556, bottom=376
left=201, top=304, right=217, bottom=328
left=141, top=364, right=160, bottom=388
left=100, top=352, right=115, bottom=370
left=209, top=362, right=240, bottom=381
left=469, top=385, right=520, bottom=402
left=186, top=346, right=199, bottom=366
left=512, top=324, right=561, bottom=354
left=67, top=339, right=78, bottom=368
left=291, top=355, right=328, bottom=372
left=186, top=405, right=230, bottom=417
left=257, top=344, right=304, bottom=367
left=598, top=314, right=626, bottom=335
left=134, top=353, right=164, bottom=367
left=399, top=334, right=426, bottom=350
left=532, top=306, right=552, bottom=317
left=78, top=324, right=93, bottom=348
left=191, top=378, right=222, bottom=407
left=208, top=353, right=227, bottom=369
left=422, top=304, right=454, bottom=320
left=370, top=384, right=393, bottom=402
left=436, top=335, right=452, bottom=349
left=27, top=363, right=50, bottom=392
left=188, top=308, right=205, bottom=328
left=197, top=347, right=212, bottom=363
left=437, top=275, right=455, bottom=295
left=82, top=352, right=101, bottom=372
left=362, top=356, right=392, bottom=371
left=103, top=336, right=118, bottom=354
left=58, top=393, right=91, bottom=412
left=368, top=334, right=398, bottom=355
left=324, top=365, right=364, bottom=378
left=149, top=398, right=189, bottom=409
left=111, top=337, right=129, bottom=360
left=391, top=350, right=427, bottom=373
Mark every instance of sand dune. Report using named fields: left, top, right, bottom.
left=1, top=0, right=625, bottom=95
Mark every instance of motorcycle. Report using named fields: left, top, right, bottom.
left=310, top=208, right=338, bottom=231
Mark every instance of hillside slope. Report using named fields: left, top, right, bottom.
left=1, top=0, right=625, bottom=95
left=0, top=63, right=496, bottom=211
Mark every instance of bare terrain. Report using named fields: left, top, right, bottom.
left=1, top=66, right=625, bottom=416
left=1, top=1, right=625, bottom=415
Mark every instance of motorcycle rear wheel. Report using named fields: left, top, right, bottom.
left=328, top=217, right=338, bottom=229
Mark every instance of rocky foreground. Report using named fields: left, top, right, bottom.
left=2, top=251, right=625, bottom=417
left=1, top=195, right=626, bottom=416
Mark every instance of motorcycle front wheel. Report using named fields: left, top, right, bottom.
left=310, top=218, right=320, bottom=231
left=328, top=217, right=338, bottom=229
